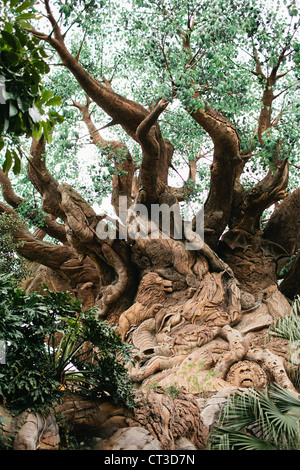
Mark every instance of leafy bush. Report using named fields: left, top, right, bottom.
left=0, top=274, right=135, bottom=413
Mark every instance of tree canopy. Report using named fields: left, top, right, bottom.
left=0, top=0, right=299, bottom=299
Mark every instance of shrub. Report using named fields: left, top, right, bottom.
left=0, top=274, right=135, bottom=413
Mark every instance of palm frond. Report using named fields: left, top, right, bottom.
left=292, top=296, right=300, bottom=316
left=269, top=314, right=300, bottom=343
left=218, top=389, right=259, bottom=431
left=269, top=296, right=300, bottom=343
left=268, top=384, right=300, bottom=414
left=208, top=384, right=300, bottom=450
left=226, top=432, right=278, bottom=451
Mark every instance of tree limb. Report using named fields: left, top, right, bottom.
left=169, top=154, right=201, bottom=202
left=72, top=96, right=135, bottom=214
left=136, top=98, right=172, bottom=204
left=0, top=201, right=99, bottom=307
left=27, top=136, right=66, bottom=221
left=230, top=159, right=289, bottom=233
left=264, top=187, right=300, bottom=256
left=27, top=0, right=148, bottom=140
left=58, top=183, right=132, bottom=314
left=279, top=251, right=300, bottom=299
left=29, top=0, right=174, bottom=206
left=0, top=168, right=67, bottom=243
left=190, top=99, right=241, bottom=248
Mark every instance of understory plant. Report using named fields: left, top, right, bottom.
left=0, top=273, right=135, bottom=414
left=208, top=384, right=300, bottom=450
left=0, top=416, right=12, bottom=450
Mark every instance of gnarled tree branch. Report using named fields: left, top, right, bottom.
left=72, top=97, right=136, bottom=215
left=230, top=159, right=289, bottom=233
left=27, top=0, right=148, bottom=140
left=29, top=1, right=174, bottom=208
left=58, top=183, right=133, bottom=316
left=136, top=98, right=170, bottom=204
left=264, top=187, right=300, bottom=256
left=27, top=136, right=66, bottom=221
left=0, top=168, right=67, bottom=244
left=0, top=200, right=99, bottom=308
left=190, top=100, right=241, bottom=248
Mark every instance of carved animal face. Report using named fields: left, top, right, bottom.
left=144, top=272, right=173, bottom=291
left=136, top=272, right=173, bottom=303
left=226, top=360, right=267, bottom=389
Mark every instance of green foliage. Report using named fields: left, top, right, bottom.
left=0, top=212, right=29, bottom=279
left=163, top=384, right=182, bottom=399
left=208, top=384, right=300, bottom=450
left=0, top=0, right=298, bottom=214
left=0, top=274, right=135, bottom=413
left=0, top=415, right=12, bottom=449
left=34, top=0, right=300, bottom=215
left=269, top=296, right=300, bottom=343
left=279, top=250, right=300, bottom=279
left=16, top=199, right=46, bottom=228
left=0, top=0, right=63, bottom=174
left=52, top=307, right=136, bottom=408
left=54, top=412, right=81, bottom=450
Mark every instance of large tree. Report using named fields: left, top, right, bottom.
left=1, top=0, right=300, bottom=449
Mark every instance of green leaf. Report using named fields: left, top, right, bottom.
left=3, top=22, right=13, bottom=34
left=12, top=150, right=21, bottom=175
left=13, top=24, right=28, bottom=46
left=10, top=0, right=21, bottom=7
left=40, top=89, right=53, bottom=104
left=16, top=20, right=32, bottom=29
left=32, top=122, right=43, bottom=141
left=9, top=101, right=18, bottom=117
left=41, top=120, right=53, bottom=142
left=46, top=96, right=62, bottom=107
left=1, top=50, right=19, bottom=64
left=15, top=1, right=35, bottom=13
left=33, top=60, right=50, bottom=74
left=16, top=12, right=37, bottom=20
left=2, top=149, right=12, bottom=173
left=38, top=48, right=48, bottom=58
left=1, top=30, right=21, bottom=50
